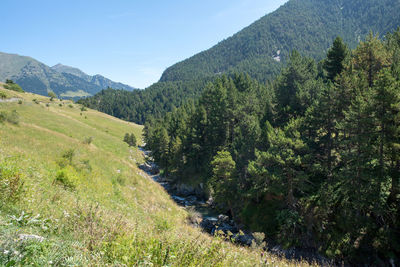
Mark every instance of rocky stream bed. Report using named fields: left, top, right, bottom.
left=139, top=148, right=333, bottom=266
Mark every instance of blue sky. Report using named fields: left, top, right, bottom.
left=1, top=0, right=288, bottom=88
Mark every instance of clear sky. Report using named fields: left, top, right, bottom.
left=1, top=0, right=288, bottom=88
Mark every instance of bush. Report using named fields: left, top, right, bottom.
left=4, top=80, right=24, bottom=92
left=48, top=91, right=57, bottom=101
left=7, top=110, right=19, bottom=125
left=33, top=99, right=39, bottom=104
left=18, top=100, right=23, bottom=104
left=83, top=136, right=93, bottom=145
left=0, top=91, right=6, bottom=99
left=123, top=133, right=137, bottom=147
left=57, top=149, right=75, bottom=168
left=53, top=167, right=78, bottom=190
left=0, top=158, right=24, bottom=203
left=80, top=106, right=87, bottom=112
left=0, top=110, right=19, bottom=125
left=0, top=112, right=6, bottom=123
left=68, top=104, right=74, bottom=108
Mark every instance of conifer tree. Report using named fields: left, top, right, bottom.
left=275, top=51, right=318, bottom=125
left=324, top=37, right=349, bottom=81
left=210, top=150, right=238, bottom=218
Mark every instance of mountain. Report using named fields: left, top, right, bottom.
left=0, top=52, right=136, bottom=98
left=79, top=0, right=400, bottom=124
left=160, top=0, right=400, bottom=83
left=51, top=63, right=136, bottom=93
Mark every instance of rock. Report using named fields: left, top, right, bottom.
left=232, top=233, right=254, bottom=246
left=18, top=234, right=45, bottom=243
left=206, top=196, right=215, bottom=207
left=175, top=183, right=196, bottom=197
left=217, top=214, right=229, bottom=224
left=139, top=162, right=159, bottom=175
left=219, top=223, right=238, bottom=234
left=200, top=218, right=216, bottom=234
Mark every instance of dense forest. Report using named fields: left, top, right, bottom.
left=144, top=32, right=400, bottom=264
left=78, top=0, right=400, bottom=124
left=78, top=79, right=208, bottom=124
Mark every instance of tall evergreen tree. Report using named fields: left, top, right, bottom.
left=324, top=37, right=349, bottom=81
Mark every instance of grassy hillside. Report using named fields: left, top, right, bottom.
left=0, top=84, right=311, bottom=266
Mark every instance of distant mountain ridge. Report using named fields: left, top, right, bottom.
left=0, top=52, right=136, bottom=98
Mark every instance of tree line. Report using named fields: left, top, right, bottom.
left=144, top=32, right=400, bottom=264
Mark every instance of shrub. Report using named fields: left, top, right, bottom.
left=0, top=158, right=24, bottom=203
left=186, top=207, right=201, bottom=225
left=59, top=103, right=62, bottom=107
left=83, top=136, right=93, bottom=145
left=123, top=133, right=137, bottom=147
left=80, top=106, right=87, bottom=112
left=18, top=100, right=23, bottom=104
left=252, top=232, right=266, bottom=249
left=57, top=149, right=75, bottom=168
left=0, top=91, right=6, bottom=99
left=7, top=110, right=19, bottom=125
left=33, top=99, right=39, bottom=104
left=68, top=104, right=74, bottom=108
left=48, top=91, right=57, bottom=101
left=4, top=80, right=24, bottom=92
left=53, top=167, right=78, bottom=190
left=0, top=111, right=6, bottom=123
left=0, top=110, right=20, bottom=125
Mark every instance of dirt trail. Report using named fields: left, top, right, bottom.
left=0, top=98, right=22, bottom=103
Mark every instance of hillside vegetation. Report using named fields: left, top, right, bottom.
left=0, top=84, right=310, bottom=266
left=79, top=0, right=400, bottom=124
left=145, top=32, right=400, bottom=265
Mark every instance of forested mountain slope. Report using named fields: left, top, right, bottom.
left=80, top=0, right=400, bottom=124
left=161, top=0, right=400, bottom=83
left=0, top=52, right=135, bottom=98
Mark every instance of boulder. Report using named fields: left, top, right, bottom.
left=200, top=218, right=216, bottom=234
left=232, top=233, right=255, bottom=246
left=217, top=214, right=229, bottom=224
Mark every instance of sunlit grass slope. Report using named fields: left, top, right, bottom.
left=0, top=85, right=314, bottom=266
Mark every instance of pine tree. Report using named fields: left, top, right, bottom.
left=372, top=69, right=400, bottom=204
left=210, top=150, right=238, bottom=218
left=353, top=32, right=390, bottom=88
left=275, top=51, right=318, bottom=125
left=324, top=37, right=349, bottom=81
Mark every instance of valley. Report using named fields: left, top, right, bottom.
left=2, top=0, right=400, bottom=265
left=0, top=84, right=312, bottom=266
